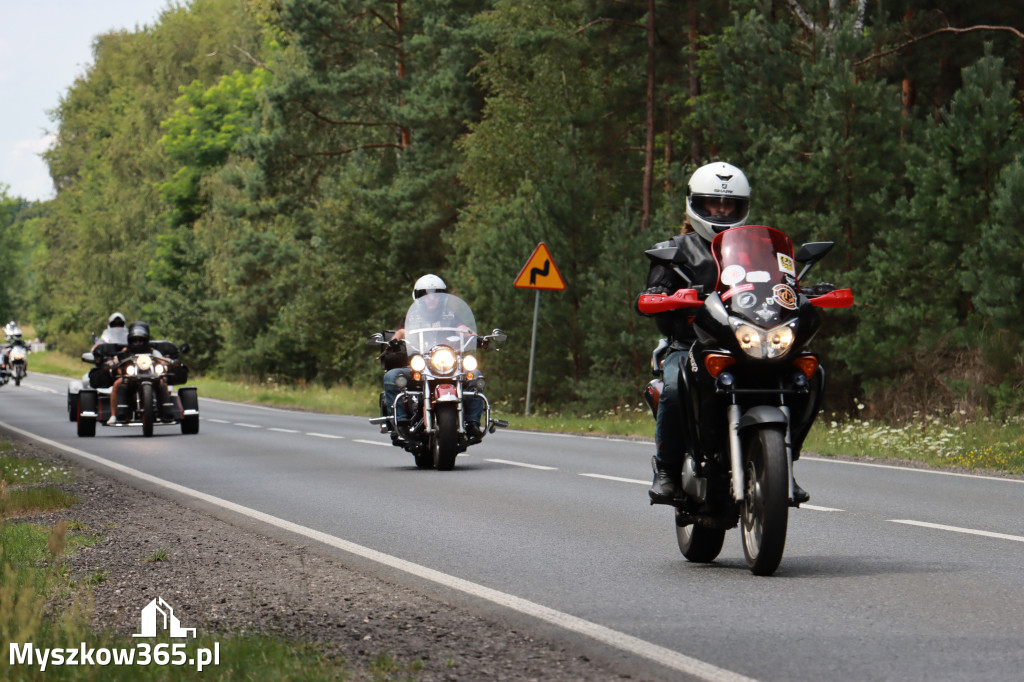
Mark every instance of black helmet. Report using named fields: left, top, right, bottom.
left=127, top=321, right=151, bottom=347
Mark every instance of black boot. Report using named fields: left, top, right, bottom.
left=792, top=480, right=810, bottom=505
left=649, top=456, right=682, bottom=505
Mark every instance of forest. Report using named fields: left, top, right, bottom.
left=1, top=0, right=1022, bottom=420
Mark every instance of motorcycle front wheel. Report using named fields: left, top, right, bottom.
left=432, top=405, right=458, bottom=471
left=740, top=425, right=789, bottom=576
left=141, top=384, right=156, bottom=437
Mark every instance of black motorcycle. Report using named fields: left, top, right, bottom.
left=639, top=225, right=853, bottom=575
left=76, top=342, right=198, bottom=438
left=369, top=293, right=508, bottom=470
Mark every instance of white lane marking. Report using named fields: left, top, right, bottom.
left=307, top=432, right=344, bottom=440
left=485, top=459, right=557, bottom=471
left=890, top=520, right=1024, bottom=544
left=0, top=420, right=757, bottom=682
left=206, top=418, right=230, bottom=424
left=581, top=473, right=649, bottom=485
left=234, top=423, right=262, bottom=429
left=26, top=384, right=60, bottom=394
left=268, top=427, right=300, bottom=434
left=803, top=455, right=1024, bottom=485
left=801, top=504, right=844, bottom=512
left=354, top=439, right=391, bottom=447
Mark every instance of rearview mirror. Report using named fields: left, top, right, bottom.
left=368, top=333, right=384, bottom=345
left=81, top=352, right=95, bottom=363
left=179, top=343, right=190, bottom=354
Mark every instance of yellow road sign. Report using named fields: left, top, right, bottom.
left=514, top=242, right=566, bottom=291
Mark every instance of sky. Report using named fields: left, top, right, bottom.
left=0, top=1, right=174, bottom=202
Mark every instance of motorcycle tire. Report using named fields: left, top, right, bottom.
left=141, top=384, right=156, bottom=437
left=740, top=425, right=789, bottom=576
left=68, top=394, right=79, bottom=422
left=432, top=406, right=459, bottom=471
left=676, top=512, right=726, bottom=563
left=76, top=391, right=97, bottom=438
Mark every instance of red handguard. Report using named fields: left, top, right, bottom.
left=809, top=288, right=854, bottom=308
left=638, top=288, right=703, bottom=314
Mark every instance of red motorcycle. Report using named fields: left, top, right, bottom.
left=639, top=225, right=852, bottom=575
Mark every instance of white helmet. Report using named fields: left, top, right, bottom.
left=108, top=312, right=126, bottom=326
left=412, top=274, right=446, bottom=300
left=685, top=162, right=751, bottom=242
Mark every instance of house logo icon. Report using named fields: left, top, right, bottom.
left=132, top=597, right=196, bottom=638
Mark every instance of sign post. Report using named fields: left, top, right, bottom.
left=514, top=243, right=566, bottom=417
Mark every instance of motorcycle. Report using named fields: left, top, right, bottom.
left=7, top=340, right=28, bottom=386
left=368, top=292, right=508, bottom=470
left=638, top=225, right=853, bottom=575
left=75, top=342, right=198, bottom=438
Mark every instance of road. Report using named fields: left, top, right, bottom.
left=3, top=372, right=1023, bottom=681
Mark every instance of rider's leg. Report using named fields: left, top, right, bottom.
left=650, top=350, right=686, bottom=504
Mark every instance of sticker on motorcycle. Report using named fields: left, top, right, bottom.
left=721, top=283, right=754, bottom=301
left=721, top=264, right=746, bottom=287
left=736, top=292, right=758, bottom=309
left=746, top=270, right=771, bottom=283
left=773, top=284, right=797, bottom=309
left=777, top=253, right=795, bottom=276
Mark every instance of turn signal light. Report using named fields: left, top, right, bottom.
left=704, top=354, right=736, bottom=378
left=793, top=355, right=819, bottom=380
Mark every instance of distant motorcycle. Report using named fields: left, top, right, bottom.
left=7, top=341, right=28, bottom=386
left=638, top=225, right=853, bottom=575
left=75, top=342, right=198, bottom=437
left=369, top=293, right=508, bottom=470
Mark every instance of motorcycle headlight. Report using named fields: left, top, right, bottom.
left=155, top=363, right=166, bottom=375
left=126, top=365, right=137, bottom=376
left=410, top=355, right=426, bottom=372
left=136, top=354, right=153, bottom=371
left=429, top=346, right=457, bottom=375
left=10, top=347, right=26, bottom=361
left=733, top=321, right=796, bottom=359
left=463, top=354, right=478, bottom=372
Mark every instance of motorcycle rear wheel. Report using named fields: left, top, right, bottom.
left=740, top=425, right=789, bottom=576
left=676, top=511, right=726, bottom=563
left=141, top=384, right=156, bottom=437
left=432, top=406, right=458, bottom=471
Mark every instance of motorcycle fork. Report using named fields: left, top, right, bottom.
left=727, top=399, right=796, bottom=504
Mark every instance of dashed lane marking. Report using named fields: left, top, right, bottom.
left=890, top=519, right=1024, bottom=544
left=580, top=473, right=649, bottom=485
left=485, top=459, right=557, bottom=471
left=307, top=432, right=344, bottom=440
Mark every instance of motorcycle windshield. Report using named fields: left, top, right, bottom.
left=403, top=293, right=477, bottom=355
left=711, top=226, right=799, bottom=327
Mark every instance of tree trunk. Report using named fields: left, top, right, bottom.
left=641, top=0, right=656, bottom=231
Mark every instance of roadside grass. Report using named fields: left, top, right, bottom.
left=0, top=454, right=74, bottom=485
left=0, top=440, right=423, bottom=680
left=31, top=350, right=1024, bottom=476
left=804, top=412, right=1024, bottom=475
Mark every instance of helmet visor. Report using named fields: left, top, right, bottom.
left=690, top=194, right=749, bottom=226
left=414, top=288, right=440, bottom=299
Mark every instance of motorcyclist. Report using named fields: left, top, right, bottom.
left=107, top=321, right=175, bottom=424
left=637, top=162, right=811, bottom=506
left=382, top=275, right=485, bottom=441
left=2, top=321, right=24, bottom=380
left=96, top=312, right=128, bottom=347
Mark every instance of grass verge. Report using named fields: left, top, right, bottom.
left=0, top=440, right=423, bottom=680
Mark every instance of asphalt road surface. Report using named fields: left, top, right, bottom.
left=3, top=373, right=1023, bottom=681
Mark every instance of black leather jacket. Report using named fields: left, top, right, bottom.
left=636, top=231, right=718, bottom=345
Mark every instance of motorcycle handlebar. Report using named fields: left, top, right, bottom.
left=638, top=289, right=703, bottom=314
left=809, top=288, right=854, bottom=308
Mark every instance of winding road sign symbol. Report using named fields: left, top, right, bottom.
left=514, top=243, right=566, bottom=291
